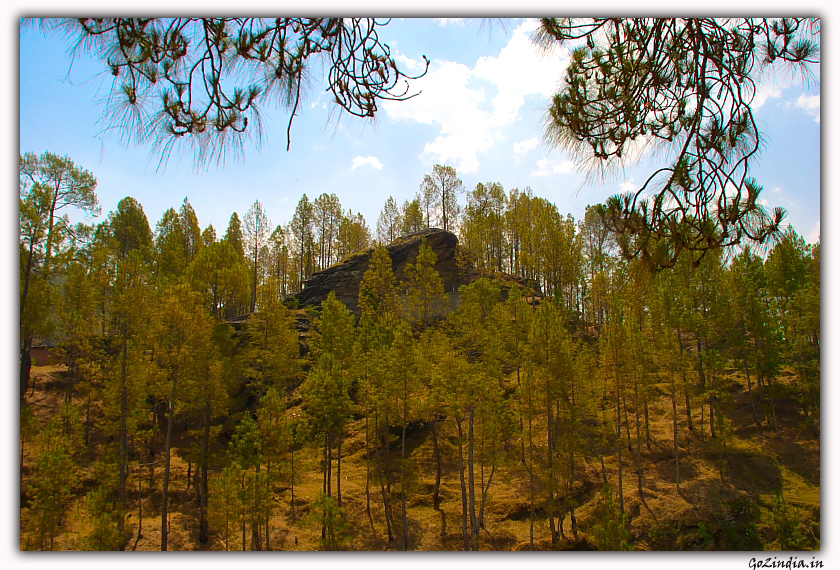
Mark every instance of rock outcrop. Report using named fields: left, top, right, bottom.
left=290, top=228, right=464, bottom=314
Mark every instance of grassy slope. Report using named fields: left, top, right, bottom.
left=20, top=362, right=819, bottom=551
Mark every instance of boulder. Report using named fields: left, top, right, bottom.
left=289, top=228, right=464, bottom=314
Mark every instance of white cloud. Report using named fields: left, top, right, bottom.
left=753, top=84, right=782, bottom=110
left=619, top=179, right=637, bottom=193
left=806, top=220, right=820, bottom=243
left=514, top=137, right=540, bottom=155
left=771, top=186, right=782, bottom=193
left=532, top=158, right=574, bottom=176
left=785, top=198, right=801, bottom=210
left=393, top=52, right=427, bottom=74
left=351, top=156, right=384, bottom=170
left=795, top=93, right=820, bottom=123
left=436, top=18, right=466, bottom=27
left=383, top=19, right=568, bottom=173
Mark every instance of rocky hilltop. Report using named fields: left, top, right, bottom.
left=290, top=228, right=463, bottom=314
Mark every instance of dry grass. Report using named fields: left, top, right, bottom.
left=20, top=363, right=819, bottom=551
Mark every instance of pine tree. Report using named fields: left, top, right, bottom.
left=591, top=483, right=633, bottom=551
left=421, top=165, right=463, bottom=232
left=359, top=244, right=398, bottom=322
left=19, top=152, right=99, bottom=400
left=209, top=464, right=242, bottom=551
left=402, top=238, right=448, bottom=328
left=244, top=200, right=271, bottom=313
left=148, top=283, right=214, bottom=550
left=400, top=197, right=425, bottom=235
left=25, top=420, right=78, bottom=550
left=376, top=196, right=402, bottom=244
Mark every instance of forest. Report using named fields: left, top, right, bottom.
left=19, top=152, right=820, bottom=551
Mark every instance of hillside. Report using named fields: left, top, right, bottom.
left=21, top=354, right=819, bottom=551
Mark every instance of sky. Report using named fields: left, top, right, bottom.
left=19, top=18, right=821, bottom=246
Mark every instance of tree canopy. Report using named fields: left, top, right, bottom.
left=534, top=18, right=819, bottom=268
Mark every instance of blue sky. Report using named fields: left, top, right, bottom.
left=19, top=18, right=821, bottom=245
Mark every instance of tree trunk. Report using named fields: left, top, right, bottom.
left=20, top=336, right=33, bottom=403
left=241, top=475, right=247, bottom=551
left=710, top=395, right=717, bottom=439
left=478, top=462, right=495, bottom=530
left=528, top=408, right=535, bottom=551
left=376, top=412, right=393, bottom=541
left=672, top=375, right=680, bottom=494
left=618, top=392, right=632, bottom=453
left=119, top=323, right=129, bottom=526
left=85, top=394, right=92, bottom=446
left=20, top=424, right=26, bottom=490
left=365, top=413, right=375, bottom=533
left=744, top=353, right=763, bottom=437
left=161, top=392, right=177, bottom=551
left=697, top=339, right=707, bottom=441
left=547, top=392, right=556, bottom=544
left=634, top=381, right=644, bottom=502
left=432, top=419, right=446, bottom=537
left=468, top=406, right=478, bottom=549
left=337, top=436, right=343, bottom=506
left=616, top=369, right=624, bottom=513
left=137, top=461, right=143, bottom=545
left=401, top=394, right=408, bottom=550
left=199, top=397, right=211, bottom=544
left=265, top=461, right=272, bottom=551
left=684, top=372, right=694, bottom=431
left=290, top=448, right=296, bottom=519
left=252, top=465, right=262, bottom=551
left=322, top=435, right=329, bottom=540
left=456, top=417, right=469, bottom=551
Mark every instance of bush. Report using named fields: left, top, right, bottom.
left=590, top=483, right=633, bottom=551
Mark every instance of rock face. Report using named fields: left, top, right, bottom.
left=290, top=228, right=463, bottom=314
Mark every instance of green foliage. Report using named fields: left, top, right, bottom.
left=243, top=278, right=300, bottom=397
left=108, top=196, right=153, bottom=261
left=25, top=420, right=78, bottom=550
left=536, top=18, right=817, bottom=266
left=155, top=207, right=188, bottom=279
left=359, top=243, right=398, bottom=321
left=769, top=490, right=812, bottom=551
left=80, top=485, right=126, bottom=550
left=208, top=464, right=243, bottom=551
left=590, top=483, right=633, bottom=551
left=19, top=151, right=100, bottom=399
left=244, top=199, right=271, bottom=312
left=421, top=164, right=463, bottom=232
left=291, top=194, right=315, bottom=288
left=400, top=197, right=425, bottom=235
left=18, top=175, right=822, bottom=552
left=223, top=212, right=245, bottom=258
left=461, top=182, right=507, bottom=271
left=230, top=412, right=263, bottom=470
left=311, top=291, right=356, bottom=366
left=377, top=196, right=401, bottom=244
left=189, top=239, right=250, bottom=318
left=402, top=238, right=448, bottom=327
left=302, top=353, right=354, bottom=442
left=308, top=493, right=351, bottom=550
left=78, top=458, right=127, bottom=551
